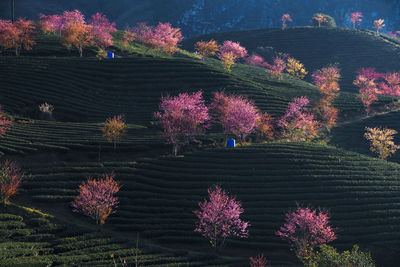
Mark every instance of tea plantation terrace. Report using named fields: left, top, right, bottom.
left=21, top=142, right=400, bottom=261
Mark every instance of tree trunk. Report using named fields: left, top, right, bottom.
left=114, top=140, right=116, bottom=153
left=15, top=47, right=19, bottom=56
left=173, top=143, right=179, bottom=156
left=79, top=47, right=83, bottom=57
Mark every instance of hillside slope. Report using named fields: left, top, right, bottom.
left=330, top=110, right=400, bottom=162
left=0, top=204, right=240, bottom=266
left=20, top=143, right=400, bottom=265
left=184, top=27, right=400, bottom=92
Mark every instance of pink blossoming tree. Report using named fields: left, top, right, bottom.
left=0, top=18, right=36, bottom=56
left=39, top=14, right=63, bottom=34
left=354, top=68, right=381, bottom=114
left=0, top=106, right=12, bottom=137
left=154, top=91, right=210, bottom=156
left=265, top=56, right=287, bottom=79
left=281, top=14, right=293, bottom=30
left=245, top=54, right=267, bottom=67
left=211, top=92, right=259, bottom=143
left=132, top=22, right=183, bottom=55
left=88, top=13, right=117, bottom=49
left=194, top=185, right=250, bottom=250
left=350, top=12, right=363, bottom=29
left=72, top=173, right=120, bottom=225
left=276, top=206, right=337, bottom=259
left=249, top=254, right=269, bottom=267
left=378, top=72, right=400, bottom=105
left=218, top=41, right=248, bottom=71
left=278, top=97, right=319, bottom=141
left=0, top=160, right=23, bottom=207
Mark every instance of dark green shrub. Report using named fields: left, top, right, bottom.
left=311, top=13, right=337, bottom=27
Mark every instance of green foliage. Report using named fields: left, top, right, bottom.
left=311, top=14, right=337, bottom=27
left=303, top=244, right=375, bottom=267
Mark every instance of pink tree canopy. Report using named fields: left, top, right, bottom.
left=276, top=206, right=337, bottom=257
left=219, top=40, right=248, bottom=60
left=354, top=68, right=382, bottom=114
left=72, top=173, right=120, bottom=225
left=265, top=56, right=287, bottom=79
left=194, top=185, right=250, bottom=249
left=281, top=14, right=293, bottom=30
left=132, top=22, right=183, bottom=54
left=350, top=12, right=363, bottom=28
left=245, top=54, right=267, bottom=67
left=278, top=97, right=319, bottom=142
left=154, top=91, right=210, bottom=156
left=211, top=92, right=260, bottom=143
left=88, top=13, right=117, bottom=49
left=0, top=106, right=12, bottom=137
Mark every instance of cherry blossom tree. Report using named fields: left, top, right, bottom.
left=133, top=22, right=183, bottom=55
left=39, top=14, right=63, bottom=34
left=265, top=56, right=287, bottom=79
left=72, top=173, right=120, bottom=225
left=218, top=41, right=248, bottom=71
left=312, top=66, right=341, bottom=129
left=313, top=14, right=328, bottom=27
left=154, top=91, right=210, bottom=156
left=350, top=12, right=363, bottom=29
left=276, top=206, right=337, bottom=259
left=278, top=97, right=319, bottom=142
left=0, top=160, right=23, bottom=207
left=211, top=92, right=259, bottom=143
left=378, top=72, right=400, bottom=105
left=88, top=13, right=117, bottom=49
left=365, top=127, right=399, bottom=159
left=354, top=69, right=380, bottom=115
left=39, top=10, right=85, bottom=35
left=0, top=18, right=36, bottom=56
left=0, top=106, right=12, bottom=138
left=249, top=254, right=269, bottom=267
left=281, top=14, right=293, bottom=30
left=219, top=40, right=248, bottom=59
left=194, top=185, right=250, bottom=250
left=245, top=54, right=267, bottom=67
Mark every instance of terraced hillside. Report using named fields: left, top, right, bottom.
left=0, top=34, right=382, bottom=129
left=0, top=120, right=163, bottom=157
left=20, top=143, right=400, bottom=264
left=184, top=27, right=400, bottom=92
left=330, top=110, right=400, bottom=162
left=0, top=51, right=297, bottom=124
left=0, top=204, right=240, bottom=266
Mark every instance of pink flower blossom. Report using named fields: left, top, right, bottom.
left=194, top=185, right=250, bottom=249
left=72, top=173, right=120, bottom=225
left=89, top=13, right=117, bottom=49
left=154, top=91, right=210, bottom=155
left=211, top=92, right=259, bottom=143
left=350, top=12, right=363, bottom=28
left=276, top=206, right=337, bottom=256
